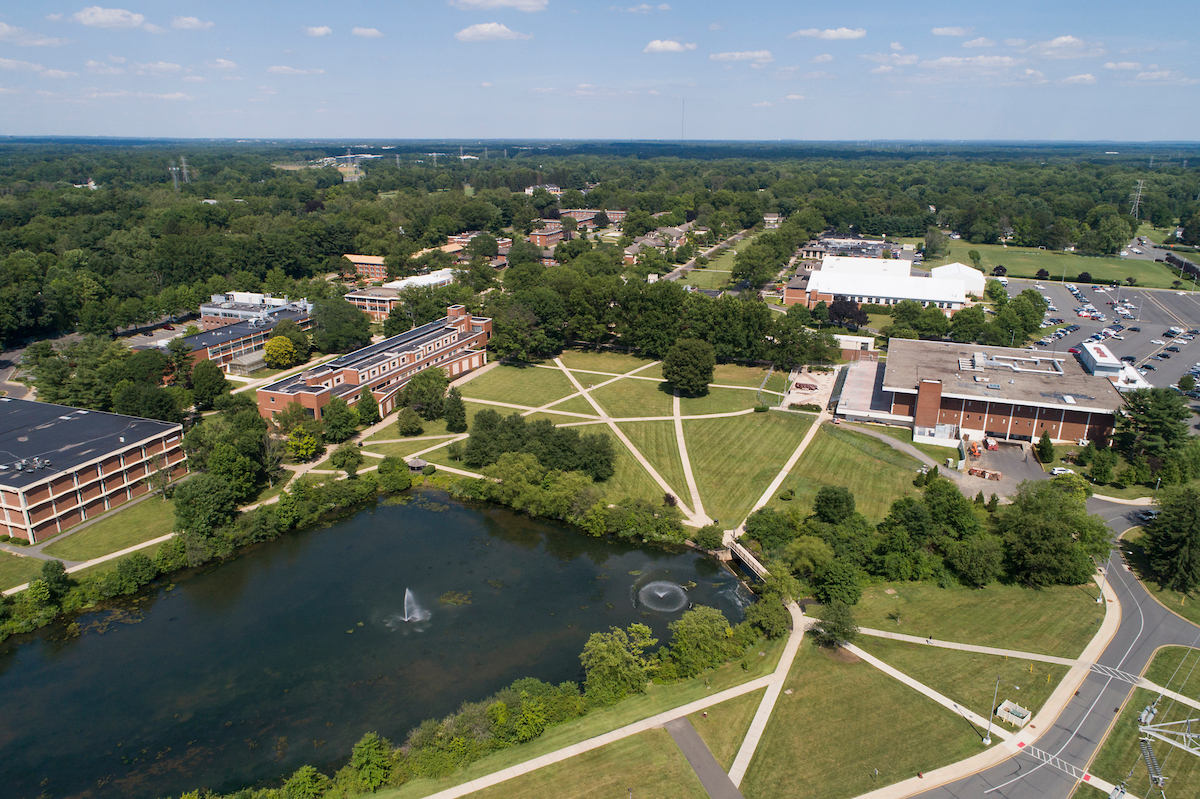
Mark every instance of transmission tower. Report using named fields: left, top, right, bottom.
left=168, top=159, right=180, bottom=190
left=179, top=156, right=190, bottom=184
left=1130, top=179, right=1146, bottom=220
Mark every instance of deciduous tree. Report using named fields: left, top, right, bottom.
left=662, top=338, right=715, bottom=396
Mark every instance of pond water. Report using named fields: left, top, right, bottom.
left=0, top=490, right=751, bottom=799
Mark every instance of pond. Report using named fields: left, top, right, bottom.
left=0, top=490, right=751, bottom=799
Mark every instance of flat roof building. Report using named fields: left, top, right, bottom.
left=930, top=262, right=987, bottom=296
left=199, top=292, right=306, bottom=331
left=257, top=305, right=491, bottom=422
left=798, top=272, right=967, bottom=315
left=836, top=338, right=1123, bottom=446
left=183, top=306, right=312, bottom=372
left=0, top=398, right=186, bottom=543
left=343, top=254, right=389, bottom=282
left=820, top=255, right=911, bottom=278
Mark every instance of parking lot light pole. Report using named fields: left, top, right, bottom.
left=983, top=677, right=1019, bottom=746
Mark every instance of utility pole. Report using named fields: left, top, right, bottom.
left=1130, top=179, right=1145, bottom=220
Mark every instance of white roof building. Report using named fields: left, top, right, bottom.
left=820, top=255, right=911, bottom=278
left=383, top=268, right=457, bottom=291
left=931, top=262, right=986, bottom=296
left=807, top=272, right=967, bottom=311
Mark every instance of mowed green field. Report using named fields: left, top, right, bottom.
left=1089, top=647, right=1200, bottom=797
left=617, top=420, right=690, bottom=502
left=458, top=365, right=577, bottom=408
left=589, top=376, right=674, bottom=418
left=677, top=267, right=735, bottom=290
left=856, top=637, right=1070, bottom=723
left=43, top=497, right=176, bottom=562
left=0, top=550, right=44, bottom=591
left=855, top=581, right=1106, bottom=659
left=678, top=388, right=763, bottom=416
left=688, top=688, right=766, bottom=771
left=685, top=412, right=814, bottom=526
left=464, top=729, right=707, bottom=799
left=765, top=425, right=922, bottom=523
left=918, top=240, right=1183, bottom=289
left=557, top=349, right=661, bottom=377
left=589, top=425, right=669, bottom=505
left=741, top=644, right=982, bottom=799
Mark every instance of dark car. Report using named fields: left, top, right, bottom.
left=1128, top=327, right=1141, bottom=332
left=1189, top=329, right=1200, bottom=335
left=1144, top=364, right=1157, bottom=371
left=1160, top=353, right=1172, bottom=359
left=1167, top=346, right=1181, bottom=352
left=1121, top=355, right=1137, bottom=362
left=141, top=331, right=154, bottom=336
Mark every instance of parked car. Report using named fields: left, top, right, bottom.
left=1121, top=356, right=1137, bottom=362
left=1151, top=339, right=1165, bottom=345
left=1051, top=467, right=1075, bottom=476
left=1167, top=346, right=1181, bottom=352
left=1128, top=327, right=1140, bottom=332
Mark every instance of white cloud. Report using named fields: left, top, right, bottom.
left=932, top=27, right=970, bottom=36
left=890, top=42, right=904, bottom=51
left=784, top=93, right=804, bottom=100
left=0, top=22, right=65, bottom=46
left=481, top=81, right=493, bottom=87
left=72, top=7, right=146, bottom=29
left=710, top=50, right=773, bottom=64
left=708, top=22, right=721, bottom=30
left=40, top=69, right=77, bottom=79
left=455, top=23, right=531, bottom=41
left=1004, top=39, right=1026, bottom=48
left=268, top=65, right=325, bottom=75
left=862, top=52, right=917, bottom=66
left=448, top=0, right=548, bottom=11
left=85, top=89, right=190, bottom=100
left=207, top=58, right=238, bottom=70
left=109, top=55, right=125, bottom=63
left=172, top=16, right=213, bottom=30
left=788, top=27, right=866, bottom=40
left=1023, top=35, right=1104, bottom=59
left=142, top=23, right=165, bottom=34
left=1104, top=61, right=1142, bottom=70
left=810, top=53, right=833, bottom=63
left=0, top=57, right=46, bottom=72
left=870, top=65, right=893, bottom=74
left=531, top=86, right=555, bottom=93
left=46, top=14, right=64, bottom=21
left=1021, top=69, right=1047, bottom=83
left=919, top=55, right=1020, bottom=69
left=86, top=59, right=124, bottom=74
left=182, top=75, right=205, bottom=82
left=352, top=27, right=383, bottom=38
left=752, top=101, right=771, bottom=107
left=644, top=40, right=695, bottom=53
left=1062, top=73, right=1096, bottom=84
left=305, top=26, right=333, bottom=36
left=963, top=37, right=994, bottom=48
left=1134, top=69, right=1198, bottom=85
left=133, top=61, right=182, bottom=75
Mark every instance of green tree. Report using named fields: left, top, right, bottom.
left=783, top=535, right=834, bottom=578
left=377, top=455, right=414, bottom=493
left=813, top=486, right=856, bottom=525
left=263, top=335, right=298, bottom=369
left=1036, top=431, right=1055, bottom=463
left=667, top=606, right=736, bottom=678
left=311, top=297, right=371, bottom=353
left=693, top=524, right=725, bottom=551
left=166, top=336, right=194, bottom=387
left=1180, top=374, right=1197, bottom=393
left=580, top=623, right=657, bottom=705
left=1089, top=448, right=1117, bottom=484
left=1145, top=486, right=1200, bottom=593
left=273, top=319, right=312, bottom=361
left=813, top=558, right=862, bottom=605
left=350, top=732, right=393, bottom=791
left=191, top=360, right=230, bottom=411
left=810, top=600, right=858, bottom=648
left=357, top=387, right=380, bottom=427
left=443, top=386, right=468, bottom=432
left=948, top=534, right=1004, bottom=588
left=287, top=426, right=323, bottom=461
left=998, top=479, right=1111, bottom=587
left=1119, top=387, right=1190, bottom=459
left=661, top=338, right=716, bottom=396
left=173, top=473, right=237, bottom=535
left=403, top=368, right=449, bottom=420
left=924, top=227, right=948, bottom=257
left=396, top=407, right=425, bottom=436
left=744, top=508, right=796, bottom=551
left=40, top=559, right=74, bottom=604
left=283, top=765, right=329, bottom=799
left=322, top=396, right=359, bottom=443
left=331, top=441, right=364, bottom=477
left=742, top=597, right=791, bottom=639
left=207, top=442, right=258, bottom=503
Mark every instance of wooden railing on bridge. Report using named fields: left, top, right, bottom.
left=728, top=538, right=769, bottom=579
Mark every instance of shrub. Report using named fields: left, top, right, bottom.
left=422, top=464, right=437, bottom=476
left=693, top=524, right=725, bottom=551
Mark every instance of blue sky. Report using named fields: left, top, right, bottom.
left=0, top=2, right=1197, bottom=141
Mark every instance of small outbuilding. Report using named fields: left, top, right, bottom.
left=406, top=458, right=428, bottom=473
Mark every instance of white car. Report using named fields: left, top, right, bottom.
left=1151, top=339, right=1165, bottom=345
left=1051, top=467, right=1075, bottom=476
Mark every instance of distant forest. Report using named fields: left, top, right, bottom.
left=0, top=138, right=1198, bottom=348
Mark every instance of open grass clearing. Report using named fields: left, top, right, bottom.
left=458, top=364, right=577, bottom=408
left=1137, top=222, right=1173, bottom=247
left=917, top=241, right=1182, bottom=289
left=741, top=643, right=982, bottom=799
left=687, top=687, right=766, bottom=771
left=0, top=550, right=44, bottom=591
left=70, top=541, right=169, bottom=580
left=558, top=349, right=661, bottom=377
left=616, top=421, right=690, bottom=502
left=363, top=438, right=465, bottom=461
left=678, top=388, right=762, bottom=416
left=366, top=416, right=456, bottom=442
left=855, top=580, right=1105, bottom=659
left=1088, top=646, right=1200, bottom=797
left=376, top=636, right=785, bottom=799
left=589, top=426, right=670, bottom=505
left=589, top=377, right=674, bottom=419
left=858, top=423, right=962, bottom=467
left=464, top=728, right=706, bottom=799
left=685, top=412, right=814, bottom=526
left=766, top=425, right=923, bottom=523
left=1038, top=443, right=1177, bottom=500
left=542, top=394, right=598, bottom=417
left=1120, top=528, right=1200, bottom=627
left=711, top=363, right=778, bottom=389
left=43, top=497, right=176, bottom=562
left=856, top=636, right=1070, bottom=723
left=677, top=267, right=734, bottom=290
left=522, top=412, right=600, bottom=426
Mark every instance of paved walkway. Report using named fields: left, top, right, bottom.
left=3, top=532, right=178, bottom=596
left=858, top=628, right=1079, bottom=666
left=673, top=390, right=706, bottom=519
left=665, top=718, right=745, bottom=799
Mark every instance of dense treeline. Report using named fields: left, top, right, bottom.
left=2, top=142, right=1198, bottom=345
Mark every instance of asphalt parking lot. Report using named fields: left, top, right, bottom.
left=1006, top=277, right=1200, bottom=390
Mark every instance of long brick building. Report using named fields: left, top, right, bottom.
left=0, top=398, right=187, bottom=543
left=256, top=305, right=491, bottom=421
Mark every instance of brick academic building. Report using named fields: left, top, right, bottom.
left=0, top=399, right=186, bottom=543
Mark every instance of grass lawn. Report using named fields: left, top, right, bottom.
left=458, top=364, right=577, bottom=408
left=69, top=541, right=169, bottom=580
left=43, top=497, right=176, bottom=562
left=685, top=412, right=814, bottom=526
left=688, top=687, right=766, bottom=770
left=856, top=637, right=1070, bottom=723
left=1039, top=443, right=1182, bottom=500
left=542, top=395, right=599, bottom=416
left=590, top=426, right=670, bottom=505
left=558, top=349, right=661, bottom=377
left=1089, top=646, right=1200, bottom=796
left=1120, top=528, right=1200, bottom=627
left=677, top=268, right=734, bottom=290
left=0, top=550, right=44, bottom=591
left=523, top=412, right=600, bottom=426
left=711, top=363, right=778, bottom=389
left=617, top=421, right=690, bottom=502
left=766, top=426, right=922, bottom=523
left=463, top=729, right=706, bottom=799
left=858, top=423, right=961, bottom=467
left=741, top=643, right=983, bottom=799
left=855, top=580, right=1106, bottom=659
left=376, top=637, right=785, bottom=799
left=589, top=377, right=674, bottom=418
left=366, top=416, right=456, bottom=442
left=678, top=388, right=763, bottom=416
left=1137, top=223, right=1173, bottom=247
left=363, top=437, right=466, bottom=461
left=918, top=241, right=1182, bottom=289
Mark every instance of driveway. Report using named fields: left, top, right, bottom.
left=957, top=441, right=1046, bottom=498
